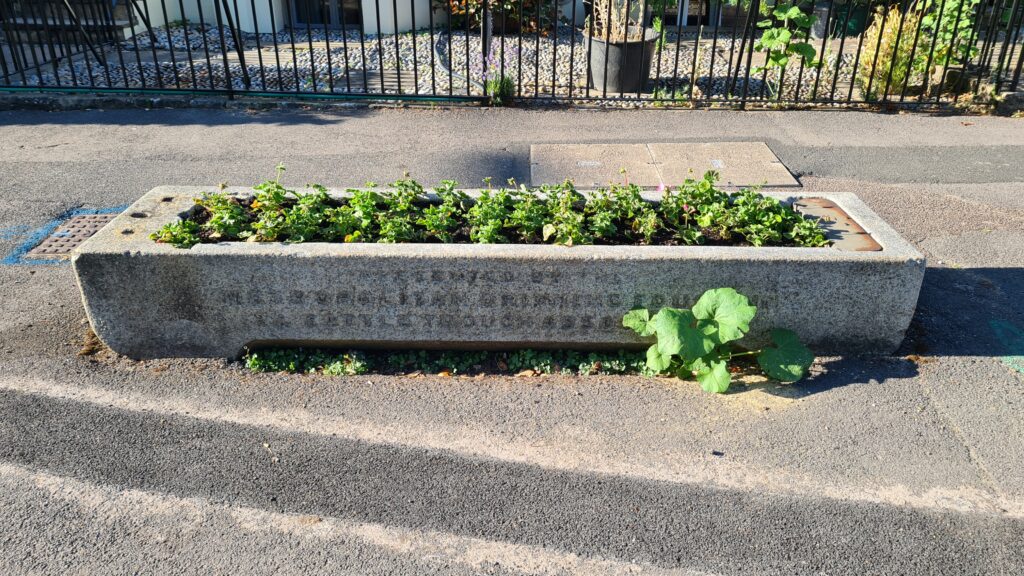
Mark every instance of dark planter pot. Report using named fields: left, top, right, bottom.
left=812, top=0, right=870, bottom=38
left=585, top=27, right=658, bottom=94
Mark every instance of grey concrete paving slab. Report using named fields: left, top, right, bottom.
left=530, top=143, right=660, bottom=187
left=649, top=142, right=800, bottom=187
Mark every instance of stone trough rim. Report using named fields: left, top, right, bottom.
left=73, top=186, right=923, bottom=263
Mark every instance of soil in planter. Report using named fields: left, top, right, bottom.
left=151, top=171, right=830, bottom=249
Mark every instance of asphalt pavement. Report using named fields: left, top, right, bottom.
left=0, top=106, right=1022, bottom=575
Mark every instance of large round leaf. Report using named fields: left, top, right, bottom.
left=653, top=308, right=715, bottom=361
left=692, top=288, right=757, bottom=344
left=695, top=359, right=731, bottom=394
left=622, top=308, right=655, bottom=337
left=646, top=344, right=673, bottom=373
left=758, top=328, right=814, bottom=382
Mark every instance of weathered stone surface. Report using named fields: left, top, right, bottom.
left=73, top=186, right=925, bottom=359
left=530, top=142, right=801, bottom=188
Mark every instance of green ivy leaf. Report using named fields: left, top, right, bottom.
left=695, top=359, right=731, bottom=394
left=758, top=328, right=814, bottom=382
left=652, top=308, right=714, bottom=361
left=646, top=344, right=673, bottom=373
left=623, top=308, right=655, bottom=337
left=692, top=288, right=757, bottom=344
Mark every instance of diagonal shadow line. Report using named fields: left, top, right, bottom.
left=0, top=389, right=1021, bottom=575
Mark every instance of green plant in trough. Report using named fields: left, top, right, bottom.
left=151, top=169, right=829, bottom=249
left=623, top=287, right=814, bottom=393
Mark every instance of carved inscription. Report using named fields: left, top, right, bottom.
left=212, top=265, right=778, bottom=339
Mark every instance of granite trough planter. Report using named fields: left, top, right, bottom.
left=73, top=186, right=925, bottom=359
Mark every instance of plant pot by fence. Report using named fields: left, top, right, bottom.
left=812, top=0, right=871, bottom=38
left=585, top=27, right=658, bottom=94
left=73, top=187, right=926, bottom=360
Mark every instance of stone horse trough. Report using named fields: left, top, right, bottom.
left=73, top=186, right=925, bottom=359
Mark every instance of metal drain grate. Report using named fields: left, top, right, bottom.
left=26, top=214, right=117, bottom=259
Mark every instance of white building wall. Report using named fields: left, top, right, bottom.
left=129, top=0, right=183, bottom=34
left=180, top=0, right=288, bottom=33
left=360, top=0, right=434, bottom=34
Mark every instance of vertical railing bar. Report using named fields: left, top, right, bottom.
left=688, top=0, right=704, bottom=100
left=585, top=0, right=595, bottom=98
left=728, top=0, right=755, bottom=100
left=195, top=0, right=218, bottom=90
left=302, top=0, right=318, bottom=92
left=650, top=0, right=667, bottom=100
left=410, top=0, right=420, bottom=93
left=428, top=0, right=437, bottom=94
left=266, top=0, right=284, bottom=90
left=159, top=0, right=183, bottom=88
left=139, top=0, right=166, bottom=87
left=374, top=0, right=386, bottom=93
left=809, top=0, right=836, bottom=101
left=935, top=0, right=967, bottom=103
left=32, top=0, right=65, bottom=87
left=635, top=0, right=650, bottom=98
left=1011, top=13, right=1024, bottom=89
left=620, top=0, right=633, bottom=97
left=899, top=0, right=928, bottom=101
left=517, top=0, right=523, bottom=95
left=862, top=1, right=891, bottom=101
left=322, top=0, right=337, bottom=92
left=447, top=0, right=454, bottom=96
left=880, top=0, right=913, bottom=101
left=967, top=0, right=998, bottom=96
left=552, top=0, right=560, bottom=97
left=917, top=0, right=946, bottom=100
left=705, top=0, right=723, bottom=99
left=213, top=0, right=235, bottom=94
left=738, top=0, right=759, bottom=108
left=827, top=0, right=854, bottom=101
left=131, top=0, right=165, bottom=88
left=84, top=0, right=115, bottom=87
left=282, top=0, right=302, bottom=92
left=568, top=0, right=578, bottom=99
left=354, top=0, right=370, bottom=93
left=675, top=0, right=700, bottom=98
left=338, top=0, right=355, bottom=92
left=50, top=1, right=81, bottom=87
left=392, top=0, right=402, bottom=94
left=223, top=0, right=251, bottom=89
left=15, top=0, right=41, bottom=83
left=101, top=0, right=132, bottom=88
left=2, top=0, right=33, bottom=85
left=533, top=0, right=540, bottom=97
left=991, top=0, right=1022, bottom=91
left=976, top=0, right=1003, bottom=71
left=249, top=0, right=267, bottom=89
left=794, top=0, right=830, bottom=102
left=724, top=0, right=744, bottom=86
left=73, top=0, right=99, bottom=87
left=602, top=0, right=612, bottom=98
left=1002, top=0, right=1024, bottom=90
left=0, top=0, right=12, bottom=84
left=466, top=0, right=472, bottom=96
left=844, top=0, right=872, bottom=101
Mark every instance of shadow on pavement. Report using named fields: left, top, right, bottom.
left=903, top=266, right=1024, bottom=358
left=0, top=107, right=363, bottom=127
left=0, top=387, right=1019, bottom=575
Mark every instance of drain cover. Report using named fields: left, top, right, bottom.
left=26, top=214, right=117, bottom=259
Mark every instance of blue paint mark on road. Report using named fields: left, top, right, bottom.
left=1, top=205, right=129, bottom=266
left=990, top=320, right=1024, bottom=376
left=0, top=225, right=30, bottom=240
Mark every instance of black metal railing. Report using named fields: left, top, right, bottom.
left=0, top=0, right=1021, bottom=106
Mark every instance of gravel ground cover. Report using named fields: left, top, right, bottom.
left=10, top=23, right=859, bottom=103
